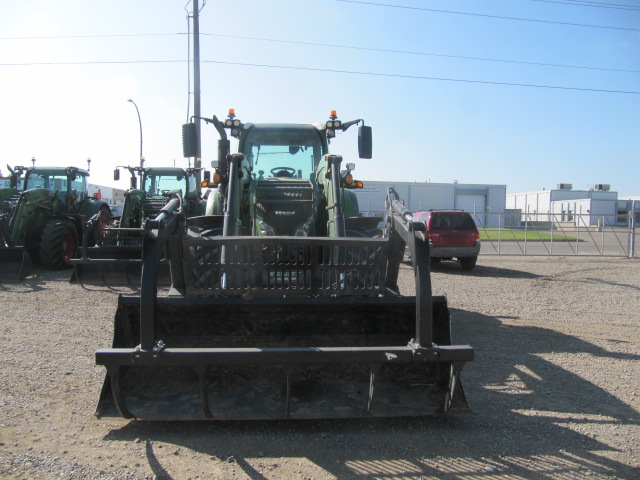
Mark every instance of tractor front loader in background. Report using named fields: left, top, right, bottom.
left=94, top=111, right=473, bottom=420
left=0, top=162, right=111, bottom=283
left=71, top=165, right=208, bottom=285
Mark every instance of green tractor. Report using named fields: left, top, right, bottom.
left=0, top=163, right=111, bottom=282
left=94, top=111, right=473, bottom=420
left=197, top=109, right=380, bottom=238
left=71, top=165, right=207, bottom=284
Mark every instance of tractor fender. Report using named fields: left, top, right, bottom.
left=341, top=189, right=360, bottom=218
left=79, top=198, right=112, bottom=218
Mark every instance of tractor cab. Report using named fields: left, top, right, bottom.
left=142, top=168, right=197, bottom=198
left=22, top=166, right=89, bottom=214
left=241, top=124, right=325, bottom=182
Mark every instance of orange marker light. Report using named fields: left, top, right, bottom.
left=330, top=110, right=337, bottom=116
left=228, top=108, right=235, bottom=115
left=213, top=171, right=222, bottom=184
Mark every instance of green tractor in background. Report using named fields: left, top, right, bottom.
left=0, top=162, right=111, bottom=282
left=71, top=165, right=207, bottom=284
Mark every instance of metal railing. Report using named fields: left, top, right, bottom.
left=357, top=210, right=637, bottom=258
left=473, top=211, right=637, bottom=258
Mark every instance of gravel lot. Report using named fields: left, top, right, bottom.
left=1, top=255, right=639, bottom=479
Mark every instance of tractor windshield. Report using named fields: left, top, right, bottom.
left=143, top=170, right=194, bottom=197
left=25, top=171, right=86, bottom=195
left=242, top=125, right=325, bottom=181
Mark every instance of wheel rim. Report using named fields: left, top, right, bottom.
left=62, top=231, right=76, bottom=262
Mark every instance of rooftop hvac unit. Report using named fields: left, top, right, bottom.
left=557, top=183, right=573, bottom=190
left=594, top=184, right=610, bottom=191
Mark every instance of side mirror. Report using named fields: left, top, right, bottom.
left=203, top=170, right=211, bottom=182
left=182, top=123, right=198, bottom=158
left=114, top=169, right=120, bottom=181
left=130, top=177, right=137, bottom=189
left=358, top=125, right=372, bottom=159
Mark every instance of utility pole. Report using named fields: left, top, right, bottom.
left=193, top=0, right=202, bottom=191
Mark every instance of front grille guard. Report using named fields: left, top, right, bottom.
left=180, top=236, right=389, bottom=297
left=96, top=227, right=145, bottom=247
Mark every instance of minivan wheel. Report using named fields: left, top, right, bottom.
left=459, top=256, right=477, bottom=270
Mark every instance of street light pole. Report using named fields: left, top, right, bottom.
left=127, top=98, right=144, bottom=168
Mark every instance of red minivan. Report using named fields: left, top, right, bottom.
left=414, top=210, right=481, bottom=270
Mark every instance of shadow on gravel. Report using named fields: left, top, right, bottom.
left=100, top=307, right=640, bottom=479
left=0, top=266, right=68, bottom=292
left=432, top=262, right=542, bottom=279
left=402, top=259, right=542, bottom=279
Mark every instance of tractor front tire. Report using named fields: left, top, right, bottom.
left=40, top=220, right=78, bottom=270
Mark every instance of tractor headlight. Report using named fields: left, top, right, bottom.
left=258, top=219, right=275, bottom=236
left=295, top=220, right=312, bottom=237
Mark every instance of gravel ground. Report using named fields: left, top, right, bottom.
left=1, top=255, right=639, bottom=480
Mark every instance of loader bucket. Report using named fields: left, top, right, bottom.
left=95, top=294, right=471, bottom=420
left=0, top=246, right=32, bottom=283
left=69, top=247, right=170, bottom=286
left=70, top=227, right=170, bottom=286
left=95, top=232, right=474, bottom=421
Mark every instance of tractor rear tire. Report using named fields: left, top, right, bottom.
left=40, top=220, right=78, bottom=270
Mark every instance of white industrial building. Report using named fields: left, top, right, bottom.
left=87, top=183, right=126, bottom=205
left=505, top=183, right=631, bottom=226
left=354, top=181, right=506, bottom=227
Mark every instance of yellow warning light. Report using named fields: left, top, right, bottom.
left=228, top=108, right=235, bottom=116
left=355, top=180, right=364, bottom=188
left=200, top=180, right=209, bottom=188
left=330, top=110, right=337, bottom=117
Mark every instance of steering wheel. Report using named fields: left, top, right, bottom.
left=270, top=167, right=296, bottom=177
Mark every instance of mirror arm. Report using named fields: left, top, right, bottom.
left=340, top=119, right=363, bottom=132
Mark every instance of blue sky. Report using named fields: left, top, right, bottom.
left=1, top=0, right=638, bottom=196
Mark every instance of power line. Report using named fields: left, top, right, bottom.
left=0, top=60, right=185, bottom=66
left=3, top=31, right=635, bottom=74
left=2, top=58, right=638, bottom=93
left=563, top=0, right=640, bottom=9
left=525, top=0, right=640, bottom=11
left=200, top=33, right=640, bottom=74
left=335, top=0, right=640, bottom=32
left=0, top=33, right=179, bottom=40
left=199, top=60, right=637, bottom=94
